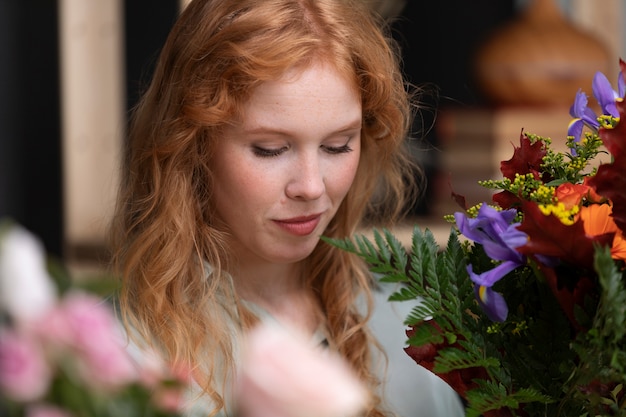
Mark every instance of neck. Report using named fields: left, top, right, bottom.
left=232, top=261, right=304, bottom=298
left=231, top=261, right=321, bottom=336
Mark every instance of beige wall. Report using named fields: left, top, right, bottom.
left=59, top=0, right=123, bottom=260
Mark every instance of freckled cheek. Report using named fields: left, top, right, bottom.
left=228, top=161, right=286, bottom=204
left=235, top=168, right=271, bottom=194
left=327, top=153, right=361, bottom=200
left=212, top=156, right=272, bottom=214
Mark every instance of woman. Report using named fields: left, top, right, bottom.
left=110, top=0, right=421, bottom=415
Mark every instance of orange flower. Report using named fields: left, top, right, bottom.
left=579, top=203, right=626, bottom=261
left=555, top=182, right=602, bottom=210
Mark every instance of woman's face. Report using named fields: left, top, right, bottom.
left=211, top=62, right=362, bottom=267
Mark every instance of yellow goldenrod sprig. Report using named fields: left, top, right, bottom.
left=479, top=173, right=544, bottom=203
left=598, top=114, right=619, bottom=129
left=538, top=202, right=580, bottom=225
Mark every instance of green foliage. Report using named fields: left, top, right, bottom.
left=568, top=247, right=626, bottom=416
left=464, top=381, right=553, bottom=417
left=540, top=132, right=605, bottom=185
left=325, top=225, right=626, bottom=416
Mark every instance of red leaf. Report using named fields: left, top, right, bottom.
left=447, top=173, right=469, bottom=210
left=500, top=131, right=547, bottom=180
left=492, top=190, right=521, bottom=210
left=404, top=322, right=487, bottom=400
left=588, top=92, right=626, bottom=235
left=451, top=189, right=468, bottom=211
left=516, top=201, right=614, bottom=270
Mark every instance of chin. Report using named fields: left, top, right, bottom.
left=270, top=245, right=317, bottom=264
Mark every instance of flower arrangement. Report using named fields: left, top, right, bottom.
left=0, top=221, right=186, bottom=417
left=329, top=59, right=626, bottom=416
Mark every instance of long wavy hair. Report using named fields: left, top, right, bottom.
left=110, top=0, right=420, bottom=415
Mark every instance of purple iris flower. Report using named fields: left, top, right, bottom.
left=471, top=266, right=513, bottom=322
left=568, top=90, right=599, bottom=144
left=454, top=205, right=528, bottom=322
left=593, top=71, right=622, bottom=117
left=454, top=205, right=527, bottom=263
left=568, top=70, right=625, bottom=146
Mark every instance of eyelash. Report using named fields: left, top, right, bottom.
left=252, top=144, right=353, bottom=158
left=252, top=146, right=287, bottom=157
left=323, top=144, right=353, bottom=154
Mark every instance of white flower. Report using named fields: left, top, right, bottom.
left=0, top=224, right=57, bottom=323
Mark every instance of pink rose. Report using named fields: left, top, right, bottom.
left=35, top=292, right=138, bottom=390
left=62, top=292, right=138, bottom=389
left=236, top=323, right=369, bottom=417
left=0, top=329, right=51, bottom=401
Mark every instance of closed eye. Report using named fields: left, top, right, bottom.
left=322, top=144, right=353, bottom=154
left=252, top=145, right=289, bottom=157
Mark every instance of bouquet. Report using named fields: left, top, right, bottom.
left=0, top=221, right=186, bottom=417
left=329, top=59, right=626, bottom=416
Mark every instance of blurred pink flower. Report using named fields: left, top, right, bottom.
left=35, top=292, right=138, bottom=391
left=0, top=329, right=52, bottom=402
left=153, top=383, right=187, bottom=413
left=25, top=404, right=73, bottom=417
left=151, top=362, right=192, bottom=412
left=125, top=341, right=171, bottom=388
left=0, top=222, right=185, bottom=416
left=125, top=339, right=192, bottom=413
left=236, top=323, right=369, bottom=417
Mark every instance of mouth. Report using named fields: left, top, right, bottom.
left=273, top=214, right=323, bottom=236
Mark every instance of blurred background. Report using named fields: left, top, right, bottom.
left=0, top=2, right=622, bottom=417
left=0, top=0, right=623, bottom=272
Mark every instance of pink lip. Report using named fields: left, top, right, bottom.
left=273, top=214, right=322, bottom=236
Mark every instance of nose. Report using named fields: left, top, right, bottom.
left=285, top=153, right=325, bottom=201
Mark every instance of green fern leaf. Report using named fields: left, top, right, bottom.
left=465, top=381, right=553, bottom=417
left=383, top=228, right=408, bottom=273
left=433, top=347, right=500, bottom=374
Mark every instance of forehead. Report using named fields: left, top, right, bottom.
left=238, top=62, right=362, bottom=133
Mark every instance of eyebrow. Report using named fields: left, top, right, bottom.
left=242, top=118, right=363, bottom=137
